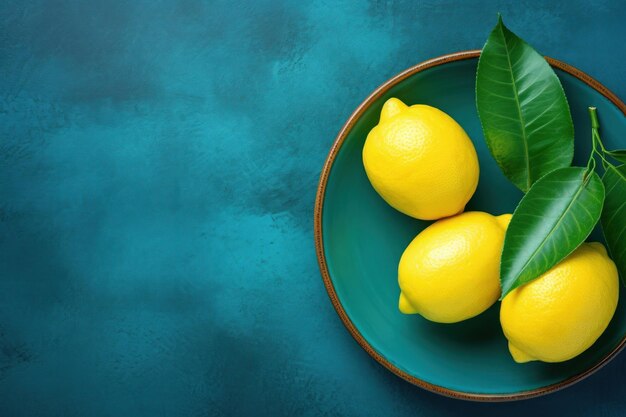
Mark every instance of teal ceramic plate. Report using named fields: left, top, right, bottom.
left=314, top=51, right=626, bottom=401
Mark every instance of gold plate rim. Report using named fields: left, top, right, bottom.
left=313, top=49, right=626, bottom=402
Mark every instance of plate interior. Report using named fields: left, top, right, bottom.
left=321, top=57, right=626, bottom=396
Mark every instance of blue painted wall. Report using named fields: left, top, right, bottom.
left=1, top=1, right=624, bottom=415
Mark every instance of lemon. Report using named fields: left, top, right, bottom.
left=398, top=211, right=511, bottom=323
left=500, top=243, right=619, bottom=363
left=362, top=98, right=479, bottom=220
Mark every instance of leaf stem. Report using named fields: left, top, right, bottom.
left=588, top=107, right=614, bottom=169
left=585, top=107, right=598, bottom=178
left=588, top=107, right=599, bottom=129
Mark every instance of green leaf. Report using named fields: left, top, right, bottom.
left=500, top=167, right=605, bottom=298
left=607, top=150, right=626, bottom=164
left=601, top=164, right=626, bottom=285
left=476, top=16, right=574, bottom=192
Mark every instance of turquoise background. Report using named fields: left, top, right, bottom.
left=0, top=0, right=624, bottom=415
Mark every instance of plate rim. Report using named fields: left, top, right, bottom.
left=313, top=49, right=626, bottom=402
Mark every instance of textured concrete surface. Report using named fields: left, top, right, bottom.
left=1, top=1, right=625, bottom=416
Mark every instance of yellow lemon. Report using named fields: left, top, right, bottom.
left=363, top=98, right=479, bottom=220
left=500, top=243, right=619, bottom=363
left=398, top=211, right=511, bottom=323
